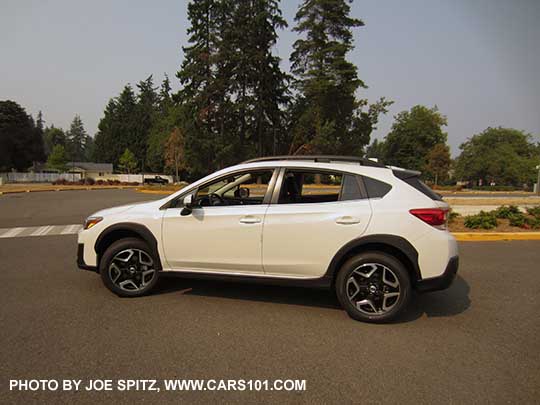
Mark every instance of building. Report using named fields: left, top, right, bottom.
left=67, top=162, right=114, bottom=180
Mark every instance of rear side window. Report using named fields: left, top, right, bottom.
left=341, top=174, right=365, bottom=201
left=278, top=170, right=342, bottom=204
left=362, top=176, right=392, bottom=198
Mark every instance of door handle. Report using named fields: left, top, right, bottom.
left=239, top=216, right=261, bottom=224
left=336, top=216, right=361, bottom=225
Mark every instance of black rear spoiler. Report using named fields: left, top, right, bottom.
left=391, top=168, right=422, bottom=179
left=391, top=168, right=443, bottom=201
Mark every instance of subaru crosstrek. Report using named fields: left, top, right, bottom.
left=77, top=156, right=458, bottom=323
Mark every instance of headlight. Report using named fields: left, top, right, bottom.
left=83, top=216, right=103, bottom=230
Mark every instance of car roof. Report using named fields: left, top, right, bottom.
left=243, top=155, right=385, bottom=167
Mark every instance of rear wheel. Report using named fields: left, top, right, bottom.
left=100, top=238, right=159, bottom=297
left=335, top=252, right=411, bottom=323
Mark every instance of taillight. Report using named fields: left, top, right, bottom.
left=409, top=208, right=447, bottom=228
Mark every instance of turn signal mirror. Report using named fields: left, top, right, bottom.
left=180, top=193, right=195, bottom=216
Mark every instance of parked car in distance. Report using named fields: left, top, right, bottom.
left=77, top=155, right=458, bottom=323
left=143, top=175, right=169, bottom=185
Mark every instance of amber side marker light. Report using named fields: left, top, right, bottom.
left=83, top=216, right=103, bottom=230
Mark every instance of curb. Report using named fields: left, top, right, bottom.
left=136, top=189, right=178, bottom=195
left=0, top=186, right=138, bottom=195
left=452, top=232, right=540, bottom=241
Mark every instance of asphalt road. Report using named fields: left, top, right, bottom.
left=1, top=190, right=539, bottom=403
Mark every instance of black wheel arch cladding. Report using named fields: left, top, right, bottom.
left=94, top=222, right=163, bottom=270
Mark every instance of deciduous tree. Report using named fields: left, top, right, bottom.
left=455, top=127, right=540, bottom=187
left=425, top=143, right=451, bottom=185
left=118, top=148, right=138, bottom=174
left=383, top=105, right=447, bottom=171
left=0, top=100, right=44, bottom=171
left=47, top=144, right=68, bottom=172
left=164, top=127, right=186, bottom=182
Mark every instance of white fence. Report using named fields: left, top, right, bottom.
left=1, top=172, right=82, bottom=183
left=0, top=172, right=174, bottom=184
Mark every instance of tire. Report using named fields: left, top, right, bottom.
left=99, top=237, right=160, bottom=297
left=335, top=251, right=411, bottom=323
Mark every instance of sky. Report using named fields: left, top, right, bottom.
left=1, top=0, right=539, bottom=156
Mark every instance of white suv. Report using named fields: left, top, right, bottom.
left=77, top=156, right=458, bottom=323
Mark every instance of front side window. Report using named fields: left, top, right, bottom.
left=195, top=170, right=274, bottom=207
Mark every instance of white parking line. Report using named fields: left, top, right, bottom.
left=61, top=224, right=78, bottom=235
left=0, top=224, right=82, bottom=239
left=0, top=227, right=25, bottom=238
left=30, top=225, right=53, bottom=236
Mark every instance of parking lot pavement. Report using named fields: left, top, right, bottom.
left=0, top=189, right=162, bottom=228
left=1, top=190, right=539, bottom=403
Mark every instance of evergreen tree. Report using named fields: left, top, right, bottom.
left=289, top=0, right=391, bottom=155
left=30, top=110, right=46, bottom=165
left=135, top=75, right=159, bottom=170
left=227, top=0, right=289, bottom=158
left=94, top=85, right=138, bottom=168
left=176, top=0, right=226, bottom=176
left=176, top=0, right=290, bottom=177
left=66, top=115, right=88, bottom=162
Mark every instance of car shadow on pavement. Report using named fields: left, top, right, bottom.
left=396, top=275, right=471, bottom=323
left=155, top=275, right=341, bottom=309
left=153, top=274, right=471, bottom=322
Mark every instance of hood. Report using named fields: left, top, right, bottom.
left=91, top=201, right=149, bottom=217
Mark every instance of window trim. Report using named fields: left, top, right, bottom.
left=271, top=167, right=368, bottom=205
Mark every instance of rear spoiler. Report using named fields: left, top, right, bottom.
left=389, top=166, right=443, bottom=201
left=388, top=166, right=422, bottom=179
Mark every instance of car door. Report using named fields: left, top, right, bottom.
left=162, top=168, right=277, bottom=274
left=262, top=168, right=372, bottom=278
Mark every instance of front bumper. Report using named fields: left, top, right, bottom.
left=415, top=256, right=459, bottom=293
left=77, top=243, right=97, bottom=272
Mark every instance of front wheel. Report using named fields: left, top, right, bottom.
left=335, top=252, right=411, bottom=323
left=100, top=238, right=160, bottom=297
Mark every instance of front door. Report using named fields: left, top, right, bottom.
left=162, top=169, right=276, bottom=274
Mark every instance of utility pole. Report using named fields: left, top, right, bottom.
left=536, top=165, right=540, bottom=195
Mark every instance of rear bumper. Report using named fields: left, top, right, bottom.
left=416, top=256, right=458, bottom=293
left=77, top=243, right=97, bottom=272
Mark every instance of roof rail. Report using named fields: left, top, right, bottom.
left=242, top=155, right=385, bottom=167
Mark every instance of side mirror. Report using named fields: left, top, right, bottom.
left=180, top=193, right=195, bottom=216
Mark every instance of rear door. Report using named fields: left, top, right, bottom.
left=262, top=168, right=372, bottom=278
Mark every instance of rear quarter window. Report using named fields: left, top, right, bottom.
left=362, top=176, right=392, bottom=198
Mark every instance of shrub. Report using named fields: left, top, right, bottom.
left=493, top=205, right=520, bottom=219
left=96, top=179, right=104, bottom=185
left=448, top=210, right=460, bottom=224
left=508, top=212, right=526, bottom=228
left=464, top=211, right=498, bottom=229
left=84, top=178, right=95, bottom=185
left=525, top=206, right=540, bottom=218
left=525, top=216, right=540, bottom=229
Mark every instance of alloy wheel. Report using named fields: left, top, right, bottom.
left=346, top=263, right=401, bottom=315
left=108, top=249, right=156, bottom=292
